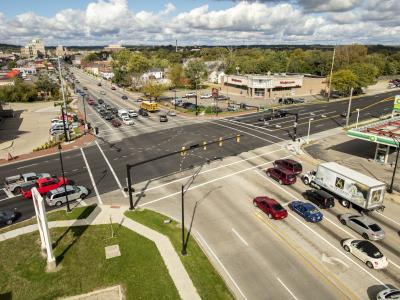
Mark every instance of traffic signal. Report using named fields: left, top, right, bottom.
left=203, top=141, right=207, bottom=150
left=236, top=134, right=240, bottom=143
left=219, top=137, right=223, bottom=147
left=181, top=146, right=187, bottom=156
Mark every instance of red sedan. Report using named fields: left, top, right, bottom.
left=111, top=119, right=121, bottom=127
left=253, top=196, right=288, bottom=220
left=21, top=176, right=70, bottom=199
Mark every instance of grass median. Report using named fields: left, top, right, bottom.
left=125, top=209, right=234, bottom=300
left=0, top=225, right=180, bottom=299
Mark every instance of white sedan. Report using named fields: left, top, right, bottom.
left=377, top=288, right=400, bottom=300
left=122, top=117, right=134, bottom=125
left=185, top=92, right=196, bottom=97
left=342, top=239, right=388, bottom=269
left=200, top=93, right=212, bottom=99
left=128, top=110, right=138, bottom=118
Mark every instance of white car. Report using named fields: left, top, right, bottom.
left=51, top=119, right=64, bottom=125
left=200, top=93, right=212, bottom=99
left=342, top=239, right=388, bottom=269
left=46, top=185, right=89, bottom=207
left=122, top=117, right=134, bottom=125
left=128, top=110, right=138, bottom=118
left=185, top=92, right=196, bottom=97
left=167, top=111, right=177, bottom=116
left=377, top=288, right=400, bottom=300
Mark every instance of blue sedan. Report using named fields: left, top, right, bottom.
left=288, top=201, right=323, bottom=223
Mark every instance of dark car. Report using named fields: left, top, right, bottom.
left=159, top=114, right=168, bottom=122
left=111, top=108, right=118, bottom=115
left=98, top=99, right=104, bottom=104
left=105, top=104, right=112, bottom=110
left=0, top=209, right=17, bottom=226
left=217, top=95, right=230, bottom=101
left=104, top=113, right=113, bottom=120
left=138, top=108, right=149, bottom=116
left=111, top=86, right=116, bottom=90
left=266, top=167, right=296, bottom=185
left=99, top=109, right=107, bottom=117
left=111, top=119, right=121, bottom=127
left=253, top=196, right=288, bottom=220
left=121, top=95, right=128, bottom=100
left=289, top=201, right=323, bottom=223
left=97, top=82, right=102, bottom=86
left=258, top=109, right=288, bottom=121
left=83, top=86, right=88, bottom=90
left=274, top=159, right=302, bottom=175
left=303, top=189, right=335, bottom=209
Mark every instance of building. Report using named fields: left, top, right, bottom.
left=20, top=39, right=45, bottom=59
left=104, top=44, right=125, bottom=52
left=141, top=69, right=164, bottom=81
left=208, top=71, right=225, bottom=84
left=55, top=45, right=68, bottom=57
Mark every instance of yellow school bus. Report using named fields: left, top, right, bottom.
left=140, top=101, right=158, bottom=112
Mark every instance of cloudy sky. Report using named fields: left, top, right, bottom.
left=0, top=0, right=399, bottom=46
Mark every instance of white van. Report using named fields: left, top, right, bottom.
left=45, top=185, right=89, bottom=206
left=118, top=109, right=129, bottom=119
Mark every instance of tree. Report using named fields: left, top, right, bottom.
left=141, top=80, right=167, bottom=101
left=82, top=52, right=100, bottom=63
left=185, top=60, right=208, bottom=88
left=168, top=64, right=184, bottom=88
left=127, top=53, right=151, bottom=90
left=330, top=69, right=358, bottom=95
left=7, top=60, right=16, bottom=69
left=350, top=63, right=379, bottom=88
left=0, top=80, right=38, bottom=102
left=335, top=44, right=368, bottom=68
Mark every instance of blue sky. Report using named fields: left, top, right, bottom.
left=0, top=0, right=399, bottom=46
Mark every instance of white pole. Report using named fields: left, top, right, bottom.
left=307, top=118, right=314, bottom=144
left=356, top=109, right=360, bottom=128
left=346, top=87, right=353, bottom=127
left=57, top=56, right=69, bottom=140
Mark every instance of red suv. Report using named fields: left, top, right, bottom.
left=266, top=167, right=296, bottom=185
left=22, top=176, right=70, bottom=199
left=253, top=196, right=288, bottom=220
left=87, top=98, right=95, bottom=105
left=273, top=159, right=302, bottom=175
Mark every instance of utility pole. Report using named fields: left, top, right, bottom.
left=195, top=75, right=198, bottom=116
left=181, top=185, right=187, bottom=255
left=82, top=94, right=87, bottom=134
left=327, top=46, right=336, bottom=102
left=58, top=143, right=71, bottom=212
left=345, top=87, right=354, bottom=127
left=58, top=56, right=69, bottom=141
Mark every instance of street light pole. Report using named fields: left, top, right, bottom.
left=58, top=143, right=71, bottom=212
left=195, top=76, right=198, bottom=116
left=355, top=109, right=360, bottom=128
left=388, top=137, right=400, bottom=194
left=81, top=94, right=87, bottom=134
left=181, top=185, right=187, bottom=255
left=57, top=56, right=69, bottom=141
left=307, top=118, right=314, bottom=144
left=174, top=88, right=177, bottom=110
left=345, top=87, right=353, bottom=128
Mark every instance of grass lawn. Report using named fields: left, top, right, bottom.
left=125, top=209, right=233, bottom=300
left=0, top=225, right=180, bottom=300
left=0, top=205, right=97, bottom=234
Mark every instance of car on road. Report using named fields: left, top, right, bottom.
left=185, top=92, right=196, bottom=97
left=111, top=86, right=116, bottom=90
left=128, top=110, right=138, bottom=118
left=122, top=117, right=134, bottom=125
left=217, top=95, right=230, bottom=101
left=200, top=93, right=212, bottom=99
left=87, top=99, right=95, bottom=105
left=98, top=99, right=104, bottom=104
left=159, top=114, right=168, bottom=122
left=111, top=119, right=122, bottom=127
left=303, top=189, right=335, bottom=209
left=339, top=214, right=385, bottom=240
left=138, top=108, right=149, bottom=116
left=266, top=167, right=296, bottom=185
left=253, top=196, right=288, bottom=220
left=100, top=91, right=106, bottom=95
left=376, top=288, right=400, bottom=300
left=22, top=176, right=70, bottom=199
left=273, top=159, right=302, bottom=175
left=121, top=95, right=128, bottom=100
left=167, top=111, right=177, bottom=116
left=97, top=82, right=102, bottom=86
left=105, top=104, right=112, bottom=110
left=111, top=108, right=118, bottom=115
left=288, top=201, right=323, bottom=222
left=0, top=209, right=17, bottom=226
left=104, top=113, right=113, bottom=120
left=342, top=239, right=388, bottom=269
left=136, top=98, right=143, bottom=102
left=5, top=172, right=50, bottom=194
left=341, top=111, right=352, bottom=117
left=83, top=87, right=88, bottom=90
left=46, top=185, right=89, bottom=207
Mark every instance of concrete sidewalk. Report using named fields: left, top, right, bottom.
left=0, top=205, right=200, bottom=300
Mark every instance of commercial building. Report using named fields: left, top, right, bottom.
left=20, top=39, right=45, bottom=59
left=104, top=44, right=125, bottom=52
left=224, top=73, right=305, bottom=98
left=55, top=45, right=68, bottom=57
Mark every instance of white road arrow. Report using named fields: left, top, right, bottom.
left=322, top=253, right=350, bottom=269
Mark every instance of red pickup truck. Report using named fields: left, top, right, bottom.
left=21, top=176, right=70, bottom=199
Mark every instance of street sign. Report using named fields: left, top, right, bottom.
left=394, top=95, right=400, bottom=112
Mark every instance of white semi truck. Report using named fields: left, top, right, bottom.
left=302, top=162, right=386, bottom=211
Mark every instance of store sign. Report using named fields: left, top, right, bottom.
left=280, top=81, right=295, bottom=84
left=232, top=78, right=242, bottom=83
left=395, top=95, right=400, bottom=112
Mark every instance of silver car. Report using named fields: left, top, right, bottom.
left=339, top=214, right=385, bottom=240
left=46, top=185, right=89, bottom=207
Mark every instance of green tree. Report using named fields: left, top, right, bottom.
left=168, top=64, right=184, bottom=88
left=127, top=53, right=151, bottom=89
left=335, top=44, right=368, bottom=68
left=349, top=63, right=379, bottom=88
left=141, top=80, right=167, bottom=101
left=185, top=60, right=208, bottom=88
left=82, top=52, right=100, bottom=63
left=7, top=60, right=16, bottom=69
left=0, top=80, right=38, bottom=102
left=330, top=69, right=358, bottom=95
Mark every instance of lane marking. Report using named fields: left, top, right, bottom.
left=95, top=140, right=127, bottom=198
left=196, top=231, right=247, bottom=300
left=232, top=228, right=249, bottom=246
left=376, top=212, right=400, bottom=227
left=221, top=119, right=285, bottom=141
left=276, top=277, right=298, bottom=300
left=16, top=163, right=38, bottom=170
left=80, top=148, right=103, bottom=205
left=253, top=171, right=388, bottom=287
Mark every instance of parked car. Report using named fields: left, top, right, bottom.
left=111, top=86, right=116, bottom=90
left=111, top=119, right=122, bottom=127
left=167, top=111, right=177, bottom=116
left=273, top=159, right=302, bottom=175
left=136, top=98, right=143, bottom=102
left=159, top=114, right=168, bottom=122
left=376, top=288, right=400, bottom=300
left=121, top=95, right=128, bottom=100
left=185, top=92, right=196, bottom=97
left=83, top=86, right=88, bottom=90
left=122, top=117, right=134, bottom=125
left=97, top=82, right=102, bottom=86
left=104, top=113, right=113, bottom=120
left=171, top=98, right=184, bottom=106
left=128, top=110, right=138, bottom=118
left=217, top=95, right=230, bottom=101
left=266, top=167, right=296, bottom=185
left=46, top=185, right=89, bottom=207
left=51, top=118, right=64, bottom=125
left=138, top=108, right=149, bottom=116
left=87, top=99, right=95, bottom=105
left=22, top=176, right=70, bottom=199
left=98, top=99, right=104, bottom=104
left=111, top=108, right=118, bottom=115
left=339, top=214, right=385, bottom=240
left=200, top=93, right=212, bottom=99
left=105, top=104, right=112, bottom=110
left=5, top=172, right=50, bottom=194
left=288, top=201, right=323, bottom=222
left=303, top=189, right=335, bottom=209
left=342, top=239, right=388, bottom=269
left=0, top=209, right=17, bottom=226
left=253, top=196, right=288, bottom=220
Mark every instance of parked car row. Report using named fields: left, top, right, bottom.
left=388, top=79, right=400, bottom=88
left=254, top=158, right=390, bottom=270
